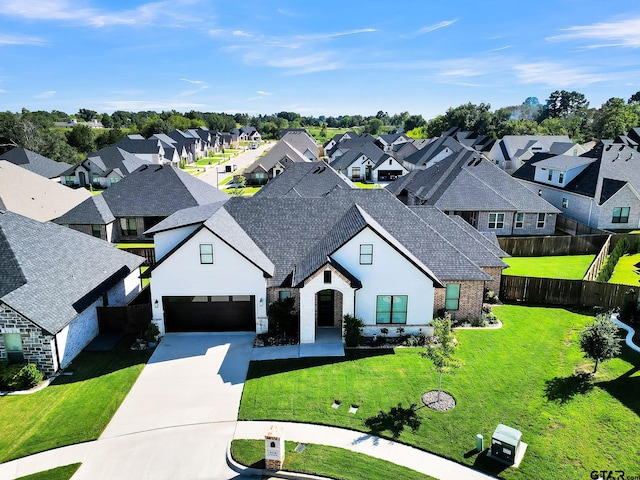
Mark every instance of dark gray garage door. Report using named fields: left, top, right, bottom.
left=163, top=295, right=255, bottom=332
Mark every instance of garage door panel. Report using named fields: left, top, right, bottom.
left=163, top=295, right=255, bottom=332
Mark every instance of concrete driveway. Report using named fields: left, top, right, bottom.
left=69, top=333, right=254, bottom=480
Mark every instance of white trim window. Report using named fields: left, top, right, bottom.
left=537, top=213, right=546, bottom=229
left=488, top=213, right=505, bottom=229
left=359, top=244, right=373, bottom=265
left=514, top=212, right=524, bottom=229
left=199, top=243, right=214, bottom=264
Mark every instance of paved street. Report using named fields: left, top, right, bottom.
left=198, top=142, right=271, bottom=188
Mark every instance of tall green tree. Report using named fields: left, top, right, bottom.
left=593, top=97, right=640, bottom=139
left=404, top=114, right=426, bottom=133
left=579, top=314, right=622, bottom=373
left=541, top=90, right=589, bottom=119
left=365, top=118, right=383, bottom=135
left=77, top=108, right=97, bottom=122
left=65, top=125, right=95, bottom=153
left=421, top=317, right=461, bottom=401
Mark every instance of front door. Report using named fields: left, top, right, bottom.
left=365, top=165, right=372, bottom=181
left=317, top=289, right=334, bottom=327
left=78, top=171, right=86, bottom=187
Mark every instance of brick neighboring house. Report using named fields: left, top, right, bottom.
left=0, top=210, right=144, bottom=377
left=144, top=187, right=506, bottom=340
left=54, top=164, right=229, bottom=242
left=0, top=147, right=73, bottom=181
left=513, top=142, right=640, bottom=230
left=386, top=148, right=560, bottom=235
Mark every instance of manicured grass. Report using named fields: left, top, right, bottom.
left=503, top=255, right=595, bottom=279
left=353, top=182, right=376, bottom=189
left=222, top=186, right=262, bottom=196
left=239, top=305, right=640, bottom=479
left=609, top=253, right=640, bottom=286
left=16, top=463, right=81, bottom=480
left=0, top=339, right=151, bottom=463
left=116, top=243, right=154, bottom=249
left=231, top=440, right=433, bottom=480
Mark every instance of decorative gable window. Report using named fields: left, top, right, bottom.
left=119, top=218, right=137, bottom=236
left=376, top=295, right=407, bottom=324
left=612, top=207, right=630, bottom=224
left=199, top=244, right=214, bottom=264
left=515, top=212, right=524, bottom=229
left=445, top=284, right=460, bottom=310
left=558, top=172, right=564, bottom=184
left=324, top=271, right=332, bottom=284
left=537, top=213, right=546, bottom=228
left=359, top=244, right=373, bottom=265
left=488, top=213, right=504, bottom=229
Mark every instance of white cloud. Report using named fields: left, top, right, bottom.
left=179, top=85, right=209, bottom=97
left=0, top=33, right=45, bottom=46
left=180, top=78, right=204, bottom=84
left=0, top=89, right=7, bottom=93
left=232, top=30, right=253, bottom=37
left=411, top=19, right=458, bottom=37
left=0, top=0, right=209, bottom=28
left=513, top=62, right=610, bottom=87
left=548, top=17, right=640, bottom=48
left=256, top=91, right=271, bottom=96
left=35, top=90, right=56, bottom=98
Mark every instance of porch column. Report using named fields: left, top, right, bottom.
left=299, top=288, right=316, bottom=343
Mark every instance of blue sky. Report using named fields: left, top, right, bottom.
left=2, top=0, right=640, bottom=119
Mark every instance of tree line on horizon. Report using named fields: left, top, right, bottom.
left=1, top=89, right=640, bottom=164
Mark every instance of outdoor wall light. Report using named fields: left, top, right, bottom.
left=259, top=298, right=264, bottom=306
left=154, top=299, right=159, bottom=308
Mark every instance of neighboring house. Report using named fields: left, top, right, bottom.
left=149, top=133, right=185, bottom=165
left=280, top=130, right=319, bottom=160
left=330, top=143, right=408, bottom=182
left=400, top=135, right=467, bottom=171
left=167, top=129, right=201, bottom=162
left=114, top=135, right=167, bottom=164
left=487, top=135, right=585, bottom=172
left=254, top=162, right=355, bottom=198
left=327, top=134, right=376, bottom=161
left=55, top=164, right=229, bottom=242
left=0, top=210, right=144, bottom=377
left=232, top=126, right=261, bottom=142
left=613, top=127, right=640, bottom=149
left=513, top=143, right=640, bottom=230
left=53, top=119, right=104, bottom=129
left=387, top=148, right=560, bottom=235
left=322, top=130, right=359, bottom=155
left=375, top=133, right=409, bottom=153
left=243, top=140, right=311, bottom=186
left=0, top=161, right=91, bottom=222
left=0, top=148, right=73, bottom=181
left=61, top=146, right=151, bottom=189
left=144, top=188, right=506, bottom=342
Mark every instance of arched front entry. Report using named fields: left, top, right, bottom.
left=316, top=289, right=343, bottom=327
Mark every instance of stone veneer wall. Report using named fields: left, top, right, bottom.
left=433, top=281, right=484, bottom=321
left=0, top=303, right=56, bottom=376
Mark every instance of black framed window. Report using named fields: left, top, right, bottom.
left=199, top=244, right=214, bottom=264
left=359, top=244, right=373, bottom=265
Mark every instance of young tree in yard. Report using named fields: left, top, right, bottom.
left=422, top=318, right=461, bottom=401
left=579, top=314, right=622, bottom=373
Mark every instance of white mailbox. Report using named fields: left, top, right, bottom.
left=265, top=425, right=284, bottom=471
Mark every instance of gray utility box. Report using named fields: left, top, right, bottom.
left=491, top=424, right=522, bottom=464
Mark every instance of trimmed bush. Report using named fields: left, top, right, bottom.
left=597, top=238, right=631, bottom=282
left=0, top=362, right=43, bottom=390
left=343, top=314, right=364, bottom=347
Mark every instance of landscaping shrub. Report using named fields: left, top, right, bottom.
left=483, top=289, right=499, bottom=304
left=267, top=297, right=298, bottom=338
left=343, top=314, right=364, bottom=347
left=0, top=362, right=43, bottom=390
left=597, top=238, right=631, bottom=282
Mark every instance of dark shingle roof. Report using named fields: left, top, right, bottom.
left=255, top=163, right=355, bottom=198
left=600, top=178, right=628, bottom=204
left=244, top=141, right=309, bottom=174
left=330, top=143, right=386, bottom=170
left=54, top=194, right=115, bottom=225
left=0, top=148, right=72, bottom=179
left=0, top=210, right=144, bottom=334
left=145, top=201, right=228, bottom=235
left=80, top=146, right=151, bottom=176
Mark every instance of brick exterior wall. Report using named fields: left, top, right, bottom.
left=483, top=267, right=503, bottom=294
left=0, top=303, right=56, bottom=376
left=433, top=281, right=484, bottom=321
left=305, top=267, right=352, bottom=328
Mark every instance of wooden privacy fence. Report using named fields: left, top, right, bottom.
left=498, top=234, right=609, bottom=257
left=555, top=215, right=608, bottom=236
left=500, top=276, right=639, bottom=310
left=97, top=303, right=151, bottom=334
left=583, top=235, right=611, bottom=281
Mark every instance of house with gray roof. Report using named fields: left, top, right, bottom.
left=62, top=146, right=152, bottom=189
left=114, top=135, right=167, bottom=164
left=387, top=148, right=560, bottom=235
left=254, top=162, right=355, bottom=198
left=0, top=161, right=91, bottom=222
left=55, top=164, right=229, bottom=242
left=0, top=210, right=144, bottom=377
left=487, top=135, right=585, bottom=172
left=400, top=135, right=467, bottom=171
left=143, top=188, right=506, bottom=341
left=375, top=133, right=410, bottom=153
left=513, top=143, right=640, bottom=230
left=322, top=130, right=359, bottom=155
left=280, top=130, right=319, bottom=160
left=0, top=148, right=73, bottom=180
left=329, top=143, right=408, bottom=183
left=243, top=140, right=312, bottom=186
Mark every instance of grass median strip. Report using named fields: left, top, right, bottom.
left=231, top=440, right=433, bottom=480
left=15, top=463, right=81, bottom=480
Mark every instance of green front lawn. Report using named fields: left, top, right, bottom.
left=0, top=340, right=151, bottom=463
left=16, top=464, right=81, bottom=480
left=503, top=255, right=595, bottom=279
left=239, top=305, right=640, bottom=479
left=609, top=253, right=640, bottom=286
left=222, top=186, right=262, bottom=196
left=231, top=440, right=433, bottom=480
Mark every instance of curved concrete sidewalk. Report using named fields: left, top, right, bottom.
left=612, top=314, right=640, bottom=353
left=234, top=421, right=494, bottom=480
